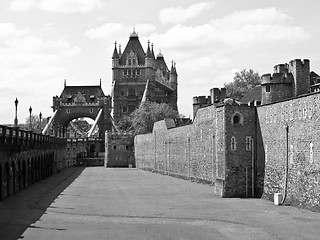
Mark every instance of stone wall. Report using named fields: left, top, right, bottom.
left=257, top=92, right=320, bottom=211
left=135, top=106, right=216, bottom=188
left=105, top=132, right=135, bottom=167
left=135, top=104, right=261, bottom=197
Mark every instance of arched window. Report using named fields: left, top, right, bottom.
left=232, top=112, right=244, bottom=125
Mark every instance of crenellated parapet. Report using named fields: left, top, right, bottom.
left=261, top=59, right=311, bottom=105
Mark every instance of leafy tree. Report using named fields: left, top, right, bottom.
left=117, top=101, right=179, bottom=135
left=224, top=69, right=261, bottom=100
left=23, top=114, right=48, bottom=132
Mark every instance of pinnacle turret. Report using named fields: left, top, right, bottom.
left=112, top=41, right=119, bottom=59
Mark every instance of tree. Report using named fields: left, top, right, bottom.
left=117, top=101, right=179, bottom=135
left=23, top=114, right=48, bottom=132
left=224, top=69, right=261, bottom=100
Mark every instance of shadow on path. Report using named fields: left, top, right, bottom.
left=0, top=167, right=85, bottom=240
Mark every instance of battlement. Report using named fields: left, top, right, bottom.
left=192, top=95, right=211, bottom=105
left=261, top=73, right=293, bottom=85
left=210, top=88, right=226, bottom=103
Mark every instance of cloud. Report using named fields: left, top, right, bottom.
left=0, top=23, right=28, bottom=38
left=151, top=7, right=309, bottom=52
left=9, top=0, right=35, bottom=12
left=159, top=2, right=216, bottom=25
left=0, top=23, right=81, bottom=123
left=9, top=0, right=103, bottom=13
left=85, top=23, right=156, bottom=40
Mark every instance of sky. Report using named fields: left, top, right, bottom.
left=1, top=0, right=320, bottom=124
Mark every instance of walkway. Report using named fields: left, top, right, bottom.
left=1, top=167, right=320, bottom=239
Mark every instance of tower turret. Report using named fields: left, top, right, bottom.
left=112, top=41, right=119, bottom=68
left=170, top=61, right=178, bottom=91
left=145, top=40, right=154, bottom=68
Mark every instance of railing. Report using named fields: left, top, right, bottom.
left=0, top=125, right=66, bottom=151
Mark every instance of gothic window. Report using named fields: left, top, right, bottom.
left=245, top=136, right=252, bottom=151
left=133, top=70, right=136, bottom=75
left=132, top=59, right=136, bottom=65
left=123, top=70, right=127, bottom=76
left=137, top=69, right=141, bottom=75
left=128, top=70, right=132, bottom=75
left=231, top=136, right=236, bottom=151
left=128, top=59, right=132, bottom=65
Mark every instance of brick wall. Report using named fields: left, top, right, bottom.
left=257, top=92, right=320, bottom=211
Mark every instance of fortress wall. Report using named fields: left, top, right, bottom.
left=257, top=92, right=320, bottom=211
left=135, top=105, right=218, bottom=187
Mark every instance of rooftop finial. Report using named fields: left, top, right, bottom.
left=100, top=78, right=101, bottom=86
left=130, top=28, right=138, bottom=37
left=64, top=79, right=66, bottom=87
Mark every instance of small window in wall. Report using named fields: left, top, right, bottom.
left=126, top=146, right=129, bottom=150
left=122, top=106, right=128, bottom=113
left=231, top=136, right=236, bottom=151
left=245, top=136, right=252, bottom=151
left=113, top=145, right=117, bottom=150
left=266, top=85, right=271, bottom=92
left=120, top=91, right=125, bottom=96
left=90, top=108, right=93, bottom=113
left=66, top=108, right=70, bottom=114
left=232, top=112, right=243, bottom=125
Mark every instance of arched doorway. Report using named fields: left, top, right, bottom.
left=0, top=164, right=2, bottom=200
left=11, top=161, right=16, bottom=194
left=4, top=162, right=10, bottom=197
left=22, top=160, right=26, bottom=189
left=89, top=143, right=95, bottom=157
left=17, top=160, right=21, bottom=191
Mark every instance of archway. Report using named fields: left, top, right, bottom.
left=11, top=161, right=16, bottom=194
left=5, top=162, right=10, bottom=197
left=89, top=143, right=96, bottom=157
left=22, top=160, right=26, bottom=189
left=44, top=84, right=112, bottom=139
left=17, top=160, right=21, bottom=191
left=31, top=158, right=35, bottom=184
left=0, top=164, right=2, bottom=200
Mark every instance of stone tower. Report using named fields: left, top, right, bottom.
left=111, top=30, right=178, bottom=123
left=261, top=59, right=311, bottom=105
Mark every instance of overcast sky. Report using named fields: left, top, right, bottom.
left=1, top=0, right=320, bottom=124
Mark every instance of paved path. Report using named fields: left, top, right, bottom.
left=1, top=167, right=320, bottom=239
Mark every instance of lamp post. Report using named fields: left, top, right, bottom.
left=39, top=112, right=42, bottom=133
left=29, top=106, right=32, bottom=130
left=14, top=98, right=18, bottom=127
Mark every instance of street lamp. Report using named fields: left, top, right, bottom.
left=29, top=106, right=32, bottom=130
left=39, top=112, right=42, bottom=133
left=14, top=98, right=18, bottom=127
